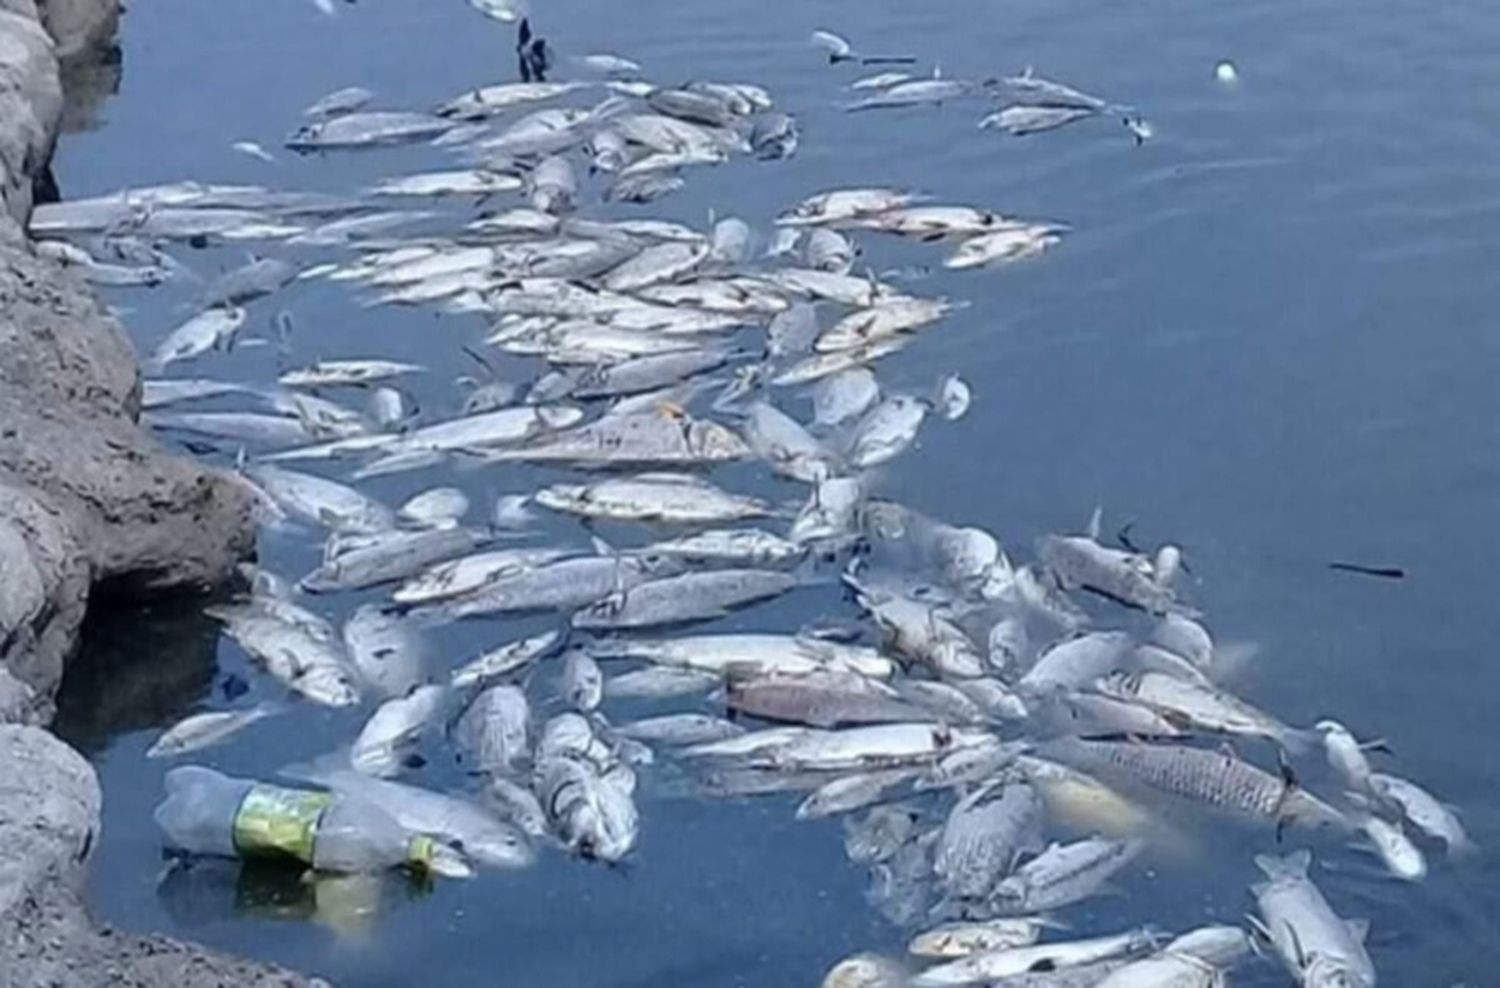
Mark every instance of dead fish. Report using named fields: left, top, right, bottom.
left=945, top=225, right=1064, bottom=270
left=1041, top=737, right=1348, bottom=831
left=987, top=836, right=1143, bottom=914
left=847, top=395, right=928, bottom=468
left=846, top=78, right=977, bottom=111
left=286, top=111, right=455, bottom=150
left=528, top=154, right=577, bottom=214
left=778, top=188, right=928, bottom=228
left=351, top=684, right=448, bottom=777
left=370, top=169, right=523, bottom=198
left=450, top=630, right=562, bottom=688
left=727, top=670, right=928, bottom=728
left=1002, top=69, right=1109, bottom=110
left=560, top=649, right=604, bottom=712
left=436, top=81, right=588, bottom=120
left=242, top=463, right=395, bottom=533
left=607, top=173, right=685, bottom=203
left=604, top=665, right=721, bottom=700
left=980, top=104, right=1095, bottom=136
left=455, top=684, right=531, bottom=775
left=146, top=702, right=284, bottom=758
left=280, top=359, right=424, bottom=388
left=750, top=112, right=799, bottom=160
left=743, top=400, right=836, bottom=482
left=202, top=256, right=297, bottom=307
left=571, top=569, right=798, bottom=629
left=536, top=472, right=770, bottom=524
left=146, top=306, right=247, bottom=371
left=615, top=713, right=745, bottom=746
left=809, top=29, right=916, bottom=66
left=798, top=768, right=919, bottom=819
left=305, top=85, right=374, bottom=118
left=935, top=780, right=1044, bottom=900
left=342, top=604, right=427, bottom=699
left=479, top=413, right=750, bottom=467
left=301, top=526, right=486, bottom=593
left=231, top=140, right=276, bottom=164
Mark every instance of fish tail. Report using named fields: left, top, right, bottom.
left=1253, top=848, right=1312, bottom=881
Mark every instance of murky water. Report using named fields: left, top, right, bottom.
left=47, top=0, right=1500, bottom=984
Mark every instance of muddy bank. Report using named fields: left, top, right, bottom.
left=0, top=3, right=322, bottom=985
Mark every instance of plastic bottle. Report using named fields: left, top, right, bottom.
left=155, top=766, right=469, bottom=877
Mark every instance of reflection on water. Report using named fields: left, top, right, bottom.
left=58, top=41, right=123, bottom=135
left=54, top=597, right=224, bottom=756
left=158, top=856, right=431, bottom=941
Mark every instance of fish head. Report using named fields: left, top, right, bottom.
left=533, top=485, right=584, bottom=511
left=300, top=666, right=361, bottom=707
left=1305, top=958, right=1371, bottom=988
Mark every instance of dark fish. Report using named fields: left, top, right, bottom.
left=1328, top=562, right=1405, bottom=580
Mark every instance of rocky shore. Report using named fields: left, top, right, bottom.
left=0, top=2, right=319, bottom=984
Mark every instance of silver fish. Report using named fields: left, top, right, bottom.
left=847, top=395, right=928, bottom=468
left=146, top=702, right=283, bottom=758
left=202, top=257, right=297, bottom=307
left=342, top=604, right=427, bottom=699
left=450, top=630, right=562, bottom=688
left=479, top=413, right=750, bottom=467
left=935, top=781, right=1044, bottom=900
left=146, top=306, right=246, bottom=370
left=615, top=713, right=744, bottom=746
left=988, top=836, right=1143, bottom=913
left=351, top=684, right=448, bottom=777
left=1042, top=737, right=1348, bottom=831
left=1251, top=851, right=1376, bottom=987
left=604, top=665, right=721, bottom=700
left=1367, top=772, right=1471, bottom=854
left=560, top=649, right=604, bottom=712
left=455, top=684, right=531, bottom=775
left=534, top=472, right=770, bottom=524
left=912, top=929, right=1158, bottom=987
left=537, top=754, right=640, bottom=861
left=571, top=569, right=797, bottom=629
left=301, top=527, right=485, bottom=593
left=980, top=104, right=1095, bottom=136
left=394, top=548, right=573, bottom=605
left=814, top=369, right=881, bottom=427
left=286, top=111, right=453, bottom=150
left=908, top=918, right=1053, bottom=959
left=304, top=85, right=374, bottom=118
left=727, top=670, right=927, bottom=728
left=242, top=464, right=395, bottom=533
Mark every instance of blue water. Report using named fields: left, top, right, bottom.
left=49, top=0, right=1500, bottom=983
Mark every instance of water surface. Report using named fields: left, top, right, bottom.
left=52, top=0, right=1500, bottom=983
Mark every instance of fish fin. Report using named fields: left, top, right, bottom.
left=1116, top=521, right=1140, bottom=553
left=1243, top=913, right=1272, bottom=953
left=1086, top=505, right=1102, bottom=540
left=1284, top=921, right=1309, bottom=970
left=1359, top=737, right=1393, bottom=755
left=1346, top=918, right=1371, bottom=943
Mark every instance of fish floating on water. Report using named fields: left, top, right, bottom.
left=79, top=18, right=1452, bottom=985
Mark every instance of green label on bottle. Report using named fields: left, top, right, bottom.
left=232, top=784, right=334, bottom=863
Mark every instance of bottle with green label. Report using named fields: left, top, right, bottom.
left=155, top=766, right=469, bottom=878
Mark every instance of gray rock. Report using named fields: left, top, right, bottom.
left=38, top=0, right=119, bottom=60
left=0, top=7, right=61, bottom=223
